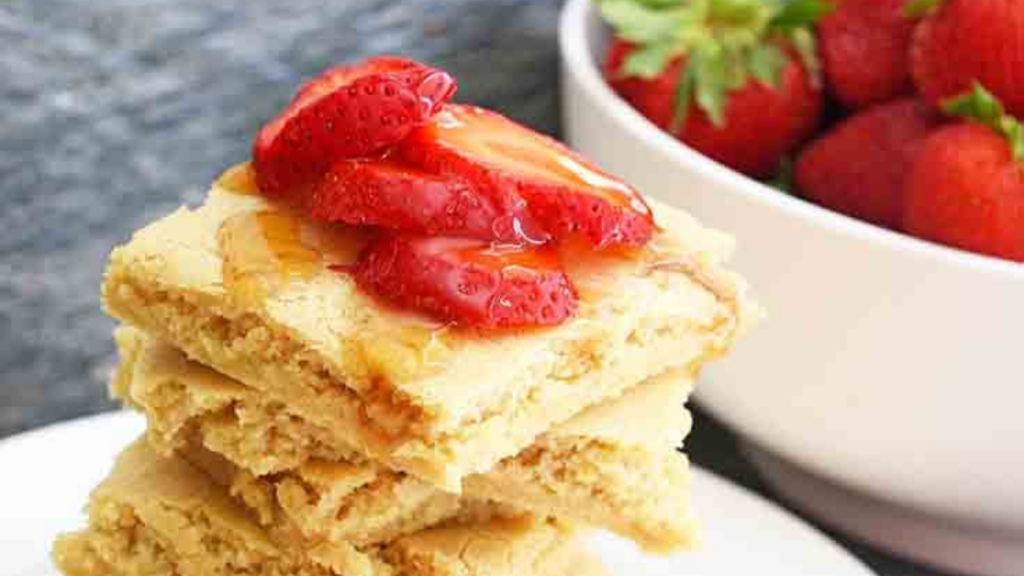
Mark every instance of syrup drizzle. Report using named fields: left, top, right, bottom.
left=553, top=153, right=649, bottom=215
left=640, top=234, right=738, bottom=304
left=560, top=247, right=628, bottom=303
left=214, top=199, right=452, bottom=382
left=432, top=105, right=650, bottom=215
left=643, top=257, right=738, bottom=305
left=356, top=319, right=454, bottom=384
left=216, top=209, right=371, bottom=306
left=559, top=228, right=740, bottom=307
left=210, top=160, right=705, bottom=346
left=218, top=211, right=319, bottom=306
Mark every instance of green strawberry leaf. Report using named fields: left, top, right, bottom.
left=597, top=0, right=686, bottom=44
left=630, top=0, right=684, bottom=7
left=623, top=41, right=681, bottom=78
left=943, top=83, right=1024, bottom=161
left=598, top=0, right=830, bottom=129
left=747, top=43, right=787, bottom=86
left=943, top=83, right=1004, bottom=123
left=768, top=0, right=830, bottom=86
left=671, top=63, right=698, bottom=131
left=769, top=0, right=835, bottom=32
left=690, top=45, right=731, bottom=126
left=1006, top=122, right=1024, bottom=161
left=707, top=0, right=763, bottom=23
left=904, top=0, right=946, bottom=18
left=788, top=27, right=822, bottom=86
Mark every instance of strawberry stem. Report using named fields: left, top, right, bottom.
left=943, top=83, right=1024, bottom=161
left=598, top=0, right=828, bottom=129
left=904, top=0, right=946, bottom=18
left=768, top=0, right=834, bottom=32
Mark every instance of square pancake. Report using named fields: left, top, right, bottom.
left=102, top=163, right=757, bottom=489
left=113, top=327, right=698, bottom=551
left=52, top=439, right=582, bottom=576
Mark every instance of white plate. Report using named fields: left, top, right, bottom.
left=1, top=412, right=875, bottom=576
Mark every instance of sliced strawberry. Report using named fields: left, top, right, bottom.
left=353, top=233, right=579, bottom=328
left=254, top=56, right=456, bottom=195
left=399, top=104, right=653, bottom=249
left=290, top=57, right=422, bottom=107
left=309, top=157, right=506, bottom=239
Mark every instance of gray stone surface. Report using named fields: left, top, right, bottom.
left=0, top=1, right=960, bottom=574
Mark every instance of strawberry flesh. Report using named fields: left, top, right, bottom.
left=290, top=57, right=421, bottom=112
left=309, top=157, right=506, bottom=239
left=353, top=233, right=579, bottom=328
left=254, top=56, right=456, bottom=195
left=399, top=104, right=653, bottom=249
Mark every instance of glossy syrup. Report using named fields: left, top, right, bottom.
left=559, top=227, right=734, bottom=305
left=215, top=162, right=261, bottom=196
left=211, top=170, right=678, bottom=340
left=435, top=105, right=649, bottom=215
left=218, top=211, right=319, bottom=306
left=215, top=201, right=453, bottom=382
left=357, top=319, right=454, bottom=384
left=558, top=238, right=641, bottom=304
left=217, top=209, right=371, bottom=306
left=354, top=311, right=457, bottom=440
left=640, top=234, right=737, bottom=303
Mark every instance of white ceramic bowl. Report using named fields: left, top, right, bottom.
left=560, top=0, right=1024, bottom=574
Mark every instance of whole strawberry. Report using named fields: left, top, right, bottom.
left=601, top=0, right=830, bottom=179
left=796, top=98, right=941, bottom=229
left=819, top=0, right=916, bottom=109
left=904, top=84, right=1024, bottom=262
left=909, top=0, right=1024, bottom=117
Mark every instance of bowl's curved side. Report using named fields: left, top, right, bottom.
left=560, top=0, right=1024, bottom=276
left=560, top=0, right=1024, bottom=533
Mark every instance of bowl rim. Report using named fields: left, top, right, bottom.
left=559, top=0, right=1024, bottom=278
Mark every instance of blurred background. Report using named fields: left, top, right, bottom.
left=0, top=1, right=953, bottom=574
left=1, top=0, right=561, bottom=437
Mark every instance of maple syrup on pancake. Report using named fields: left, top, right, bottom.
left=215, top=162, right=261, bottom=196
left=217, top=209, right=370, bottom=306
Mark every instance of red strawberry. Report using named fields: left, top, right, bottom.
left=308, top=157, right=506, bottom=239
left=253, top=56, right=456, bottom=195
left=796, top=98, right=942, bottom=229
left=399, top=104, right=653, bottom=249
left=904, top=84, right=1024, bottom=261
left=910, top=0, right=1024, bottom=117
left=353, top=233, right=579, bottom=328
left=818, top=0, right=916, bottom=109
left=600, top=0, right=829, bottom=179
left=291, top=57, right=423, bottom=109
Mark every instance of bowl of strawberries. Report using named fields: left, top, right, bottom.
left=561, top=0, right=1024, bottom=572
